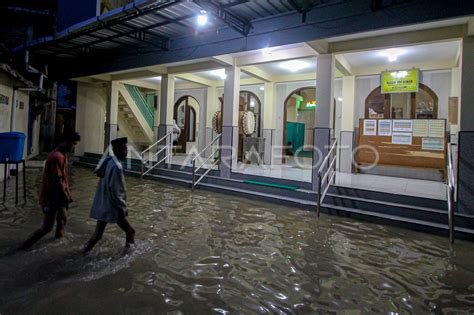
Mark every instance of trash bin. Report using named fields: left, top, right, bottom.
left=0, top=132, right=26, bottom=162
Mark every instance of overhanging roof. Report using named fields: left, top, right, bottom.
left=13, top=0, right=474, bottom=79
left=18, top=0, right=315, bottom=58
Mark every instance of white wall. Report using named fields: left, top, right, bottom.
left=353, top=70, right=452, bottom=130
left=276, top=80, right=316, bottom=164
left=0, top=73, right=32, bottom=182
left=75, top=82, right=106, bottom=155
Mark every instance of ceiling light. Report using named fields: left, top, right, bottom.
left=259, top=86, right=265, bottom=91
left=279, top=60, right=310, bottom=73
left=337, top=97, right=343, bottom=102
left=390, top=70, right=408, bottom=78
left=197, top=10, right=208, bottom=26
left=379, top=48, right=405, bottom=63
left=250, top=100, right=255, bottom=107
left=210, top=69, right=226, bottom=80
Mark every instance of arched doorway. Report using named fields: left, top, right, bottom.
left=239, top=91, right=262, bottom=137
left=283, top=87, right=316, bottom=164
left=174, top=96, right=199, bottom=154
left=365, top=83, right=438, bottom=119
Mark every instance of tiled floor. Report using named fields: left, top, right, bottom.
left=168, top=154, right=446, bottom=200
left=334, top=172, right=446, bottom=200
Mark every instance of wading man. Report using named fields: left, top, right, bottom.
left=20, top=132, right=81, bottom=249
left=82, top=137, right=135, bottom=253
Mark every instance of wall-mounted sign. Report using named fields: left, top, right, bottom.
left=413, top=120, right=429, bottom=137
left=378, top=120, right=392, bottom=136
left=363, top=119, right=377, bottom=136
left=392, top=132, right=412, bottom=145
left=381, top=69, right=419, bottom=94
left=0, top=93, right=9, bottom=105
left=393, top=120, right=413, bottom=132
left=422, top=137, right=445, bottom=151
left=427, top=120, right=445, bottom=138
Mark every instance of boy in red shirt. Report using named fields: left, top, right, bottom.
left=20, top=132, right=80, bottom=249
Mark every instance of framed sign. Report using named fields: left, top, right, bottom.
left=381, top=69, right=419, bottom=94
left=378, top=120, right=392, bottom=136
left=363, top=119, right=377, bottom=136
left=392, top=120, right=413, bottom=132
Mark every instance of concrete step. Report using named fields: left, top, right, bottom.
left=321, top=203, right=474, bottom=241
left=324, top=193, right=449, bottom=225
left=75, top=153, right=473, bottom=241
left=329, top=185, right=446, bottom=210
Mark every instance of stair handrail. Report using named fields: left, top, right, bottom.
left=192, top=134, right=222, bottom=191
left=140, top=131, right=173, bottom=178
left=124, top=84, right=154, bottom=129
left=446, top=143, right=456, bottom=244
left=316, top=138, right=338, bottom=217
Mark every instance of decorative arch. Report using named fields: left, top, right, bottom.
left=173, top=95, right=200, bottom=153
left=282, top=86, right=316, bottom=163
left=240, top=90, right=262, bottom=137
left=364, top=83, right=438, bottom=119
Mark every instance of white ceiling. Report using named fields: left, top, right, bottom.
left=252, top=57, right=317, bottom=76
left=326, top=17, right=469, bottom=43
left=142, top=76, right=185, bottom=84
left=191, top=69, right=251, bottom=80
left=340, top=40, right=460, bottom=69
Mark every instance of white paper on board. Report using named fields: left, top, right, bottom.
left=392, top=132, right=412, bottom=145
left=378, top=120, right=392, bottom=136
left=363, top=119, right=377, bottom=136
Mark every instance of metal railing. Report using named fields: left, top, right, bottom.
left=140, top=131, right=173, bottom=178
left=446, top=144, right=456, bottom=244
left=192, top=134, right=222, bottom=191
left=316, top=138, right=338, bottom=217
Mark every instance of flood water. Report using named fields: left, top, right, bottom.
left=1, top=166, right=474, bottom=314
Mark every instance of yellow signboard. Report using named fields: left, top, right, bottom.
left=381, top=69, right=419, bottom=94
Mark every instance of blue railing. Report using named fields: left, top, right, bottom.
left=124, top=84, right=154, bottom=129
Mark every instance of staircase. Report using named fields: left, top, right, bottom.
left=117, top=83, right=154, bottom=149
left=75, top=152, right=474, bottom=241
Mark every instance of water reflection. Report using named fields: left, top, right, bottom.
left=0, top=167, right=473, bottom=314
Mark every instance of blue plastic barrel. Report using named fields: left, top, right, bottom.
left=0, top=132, right=26, bottom=162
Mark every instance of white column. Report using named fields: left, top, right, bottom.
left=263, top=82, right=276, bottom=165
left=339, top=75, right=356, bottom=173
left=159, top=74, right=175, bottom=130
left=220, top=66, right=240, bottom=178
left=157, top=74, right=175, bottom=165
left=105, top=81, right=119, bottom=150
left=205, top=86, right=218, bottom=156
left=153, top=88, right=161, bottom=141
left=341, top=76, right=355, bottom=132
left=315, top=54, right=334, bottom=129
left=313, top=54, right=335, bottom=190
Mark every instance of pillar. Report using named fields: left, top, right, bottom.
left=220, top=66, right=240, bottom=178
left=206, top=86, right=218, bottom=157
left=457, top=35, right=474, bottom=215
left=153, top=88, right=161, bottom=141
left=263, top=82, right=276, bottom=165
left=339, top=75, right=355, bottom=173
left=104, top=81, right=119, bottom=150
left=312, top=54, right=335, bottom=190
left=158, top=74, right=175, bottom=140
